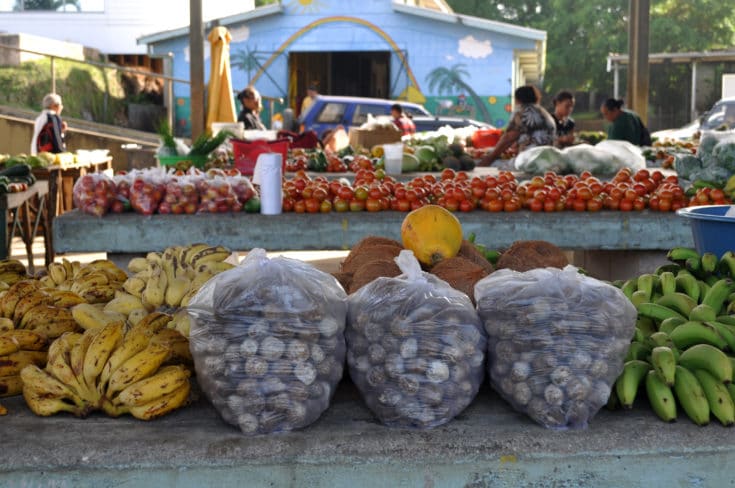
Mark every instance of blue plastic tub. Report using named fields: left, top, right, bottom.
left=676, top=205, right=735, bottom=258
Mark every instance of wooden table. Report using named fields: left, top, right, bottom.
left=0, top=181, right=51, bottom=271
left=32, top=157, right=113, bottom=218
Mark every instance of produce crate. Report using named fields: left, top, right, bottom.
left=348, top=126, right=402, bottom=149
left=677, top=204, right=735, bottom=257
left=231, top=138, right=288, bottom=176
left=156, top=155, right=209, bottom=169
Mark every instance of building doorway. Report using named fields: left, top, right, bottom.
left=289, top=51, right=390, bottom=115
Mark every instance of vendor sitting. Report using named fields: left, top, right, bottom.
left=480, top=85, right=556, bottom=166
left=237, top=86, right=266, bottom=131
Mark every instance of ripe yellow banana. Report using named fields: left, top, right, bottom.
left=39, top=276, right=56, bottom=289
left=82, top=322, right=124, bottom=393
left=164, top=277, right=190, bottom=308
left=47, top=290, right=86, bottom=308
left=20, top=364, right=85, bottom=406
left=78, top=284, right=119, bottom=304
left=0, top=336, right=20, bottom=356
left=0, top=317, right=13, bottom=333
left=22, top=386, right=84, bottom=417
left=127, top=308, right=149, bottom=326
left=13, top=291, right=54, bottom=325
left=127, top=381, right=190, bottom=420
left=86, top=260, right=128, bottom=283
left=45, top=332, right=86, bottom=396
left=141, top=264, right=166, bottom=310
left=188, top=246, right=231, bottom=268
left=195, top=261, right=235, bottom=276
left=0, top=329, right=46, bottom=351
left=70, top=271, right=110, bottom=294
left=115, top=364, right=191, bottom=407
left=61, top=258, right=76, bottom=281
left=168, top=309, right=191, bottom=338
left=146, top=252, right=163, bottom=266
left=0, top=374, right=22, bottom=397
left=70, top=328, right=101, bottom=402
left=181, top=243, right=211, bottom=266
left=104, top=292, right=145, bottom=316
left=150, top=328, right=191, bottom=364
left=123, top=276, right=147, bottom=298
left=0, top=259, right=26, bottom=276
left=106, top=343, right=170, bottom=396
left=47, top=262, right=68, bottom=285
left=71, top=303, right=125, bottom=331
left=0, top=350, right=47, bottom=376
left=127, top=257, right=150, bottom=274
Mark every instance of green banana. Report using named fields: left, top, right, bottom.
left=719, top=251, right=735, bottom=278
left=702, top=278, right=734, bottom=315
left=636, top=302, right=686, bottom=323
left=675, top=273, right=701, bottom=303
left=625, top=341, right=653, bottom=362
left=708, top=321, right=735, bottom=353
left=678, top=344, right=733, bottom=383
left=616, top=359, right=652, bottom=409
left=701, top=252, right=720, bottom=276
left=717, top=315, right=735, bottom=327
left=606, top=388, right=620, bottom=411
left=727, top=383, right=735, bottom=405
left=646, top=370, right=677, bottom=422
left=631, top=290, right=651, bottom=308
left=648, top=331, right=674, bottom=348
left=656, top=292, right=697, bottom=317
left=670, top=321, right=728, bottom=351
left=651, top=346, right=677, bottom=386
left=728, top=301, right=735, bottom=315
left=637, top=274, right=656, bottom=301
left=620, top=279, right=637, bottom=301
left=689, top=304, right=718, bottom=322
left=685, top=256, right=703, bottom=278
left=636, top=317, right=657, bottom=338
left=673, top=365, right=710, bottom=426
left=655, top=264, right=682, bottom=275
left=633, top=327, right=647, bottom=343
left=705, top=275, right=720, bottom=287
left=667, top=247, right=700, bottom=265
left=659, top=316, right=687, bottom=335
left=659, top=272, right=677, bottom=296
left=692, top=368, right=735, bottom=426
left=699, top=281, right=711, bottom=302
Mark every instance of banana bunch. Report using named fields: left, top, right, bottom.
left=122, top=244, right=234, bottom=313
left=0, top=325, right=48, bottom=400
left=43, top=258, right=127, bottom=304
left=0, top=280, right=80, bottom=339
left=21, top=312, right=192, bottom=420
left=612, top=247, right=735, bottom=425
left=0, top=259, right=28, bottom=287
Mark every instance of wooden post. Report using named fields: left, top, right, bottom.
left=627, top=0, right=650, bottom=124
left=189, top=0, right=205, bottom=140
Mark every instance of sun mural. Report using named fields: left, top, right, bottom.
left=287, top=0, right=326, bottom=14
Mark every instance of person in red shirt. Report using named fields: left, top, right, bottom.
left=391, top=103, right=416, bottom=135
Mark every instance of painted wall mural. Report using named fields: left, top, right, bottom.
left=146, top=0, right=541, bottom=135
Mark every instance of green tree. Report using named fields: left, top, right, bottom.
left=14, top=0, right=79, bottom=11
left=426, top=64, right=492, bottom=122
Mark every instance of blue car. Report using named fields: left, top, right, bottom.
left=298, top=95, right=432, bottom=138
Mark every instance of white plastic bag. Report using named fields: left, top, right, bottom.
left=346, top=250, right=487, bottom=429
left=187, top=249, right=347, bottom=435
left=594, top=140, right=645, bottom=171
left=475, top=265, right=636, bottom=430
left=514, top=146, right=569, bottom=174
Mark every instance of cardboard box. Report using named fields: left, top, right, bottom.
left=348, top=126, right=402, bottom=149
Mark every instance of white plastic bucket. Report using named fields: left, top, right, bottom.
left=383, top=142, right=403, bottom=175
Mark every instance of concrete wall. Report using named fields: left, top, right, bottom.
left=0, top=33, right=86, bottom=65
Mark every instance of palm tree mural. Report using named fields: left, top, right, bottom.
left=231, top=45, right=267, bottom=84
left=426, top=64, right=491, bottom=123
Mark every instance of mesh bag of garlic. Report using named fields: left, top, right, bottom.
left=346, top=250, right=487, bottom=429
left=475, top=265, right=636, bottom=430
left=187, top=249, right=347, bottom=435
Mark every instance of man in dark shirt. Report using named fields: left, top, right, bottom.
left=391, top=103, right=416, bottom=136
left=237, top=86, right=266, bottom=130
left=551, top=90, right=575, bottom=148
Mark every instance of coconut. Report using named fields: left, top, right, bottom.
left=456, top=240, right=494, bottom=273
left=429, top=256, right=490, bottom=304
left=496, top=240, right=568, bottom=272
left=341, top=244, right=402, bottom=275
left=349, top=259, right=402, bottom=294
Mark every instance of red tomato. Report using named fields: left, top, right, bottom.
left=619, top=199, right=633, bottom=212
left=349, top=199, right=365, bottom=212
left=633, top=197, right=646, bottom=211
left=354, top=186, right=369, bottom=201
left=488, top=199, right=504, bottom=212
left=365, top=198, right=381, bottom=212
left=529, top=198, right=543, bottom=212
left=313, top=187, right=328, bottom=202
left=573, top=199, right=587, bottom=212
left=441, top=168, right=456, bottom=181
left=459, top=199, right=475, bottom=212
left=294, top=200, right=306, bottom=213
left=397, top=199, right=411, bottom=212
left=587, top=199, right=602, bottom=212
left=320, top=200, right=332, bottom=213
left=503, top=199, right=520, bottom=212
left=333, top=198, right=349, bottom=212
left=543, top=199, right=556, bottom=212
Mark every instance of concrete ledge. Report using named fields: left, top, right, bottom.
left=53, top=210, right=695, bottom=254
left=1, top=381, right=732, bottom=487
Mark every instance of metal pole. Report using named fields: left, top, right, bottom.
left=164, top=52, right=175, bottom=131
left=189, top=0, right=205, bottom=140
left=51, top=56, right=56, bottom=94
left=691, top=61, right=698, bottom=121
left=627, top=0, right=650, bottom=124
left=613, top=63, right=619, bottom=99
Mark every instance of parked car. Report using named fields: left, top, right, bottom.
left=652, top=97, right=735, bottom=141
left=298, top=95, right=492, bottom=138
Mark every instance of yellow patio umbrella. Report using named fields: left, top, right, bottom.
left=205, top=26, right=237, bottom=133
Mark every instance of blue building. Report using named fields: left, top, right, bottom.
left=138, top=0, right=546, bottom=136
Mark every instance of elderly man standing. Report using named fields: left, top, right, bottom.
left=31, top=93, right=67, bottom=155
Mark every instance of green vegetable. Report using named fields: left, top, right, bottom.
left=188, top=130, right=232, bottom=156
left=244, top=197, right=261, bottom=213
left=402, top=153, right=420, bottom=172
left=156, top=120, right=177, bottom=153
left=307, top=151, right=328, bottom=172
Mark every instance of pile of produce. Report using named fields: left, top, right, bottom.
left=515, top=141, right=645, bottom=177
left=0, top=152, right=76, bottom=169
left=73, top=167, right=258, bottom=216
left=187, top=249, right=347, bottom=435
left=613, top=247, right=735, bottom=425
left=0, top=164, right=38, bottom=194
left=346, top=250, right=486, bottom=429
left=475, top=266, right=636, bottom=429
left=0, top=243, right=235, bottom=416
left=675, top=132, right=735, bottom=190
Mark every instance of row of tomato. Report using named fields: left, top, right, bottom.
left=280, top=167, right=729, bottom=214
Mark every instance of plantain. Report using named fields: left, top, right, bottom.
left=82, top=322, right=124, bottom=393
left=106, top=343, right=170, bottom=396
left=115, top=364, right=190, bottom=407
left=0, top=374, right=22, bottom=397
left=0, top=350, right=47, bottom=376
left=127, top=381, right=190, bottom=420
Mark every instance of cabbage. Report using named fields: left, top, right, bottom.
left=514, top=146, right=569, bottom=174
left=711, top=136, right=735, bottom=172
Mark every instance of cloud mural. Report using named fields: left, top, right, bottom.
left=458, top=35, right=493, bottom=59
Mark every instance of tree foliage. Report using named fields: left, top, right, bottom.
left=447, top=0, right=735, bottom=96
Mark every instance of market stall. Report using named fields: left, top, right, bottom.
left=0, top=180, right=50, bottom=268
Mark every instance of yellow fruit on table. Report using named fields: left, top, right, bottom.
left=371, top=145, right=384, bottom=158
left=400, top=204, right=463, bottom=266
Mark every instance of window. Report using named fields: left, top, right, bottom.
left=352, top=104, right=389, bottom=125
left=3, top=0, right=104, bottom=12
left=701, top=102, right=735, bottom=130
left=316, top=103, right=346, bottom=124
left=403, top=104, right=431, bottom=117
